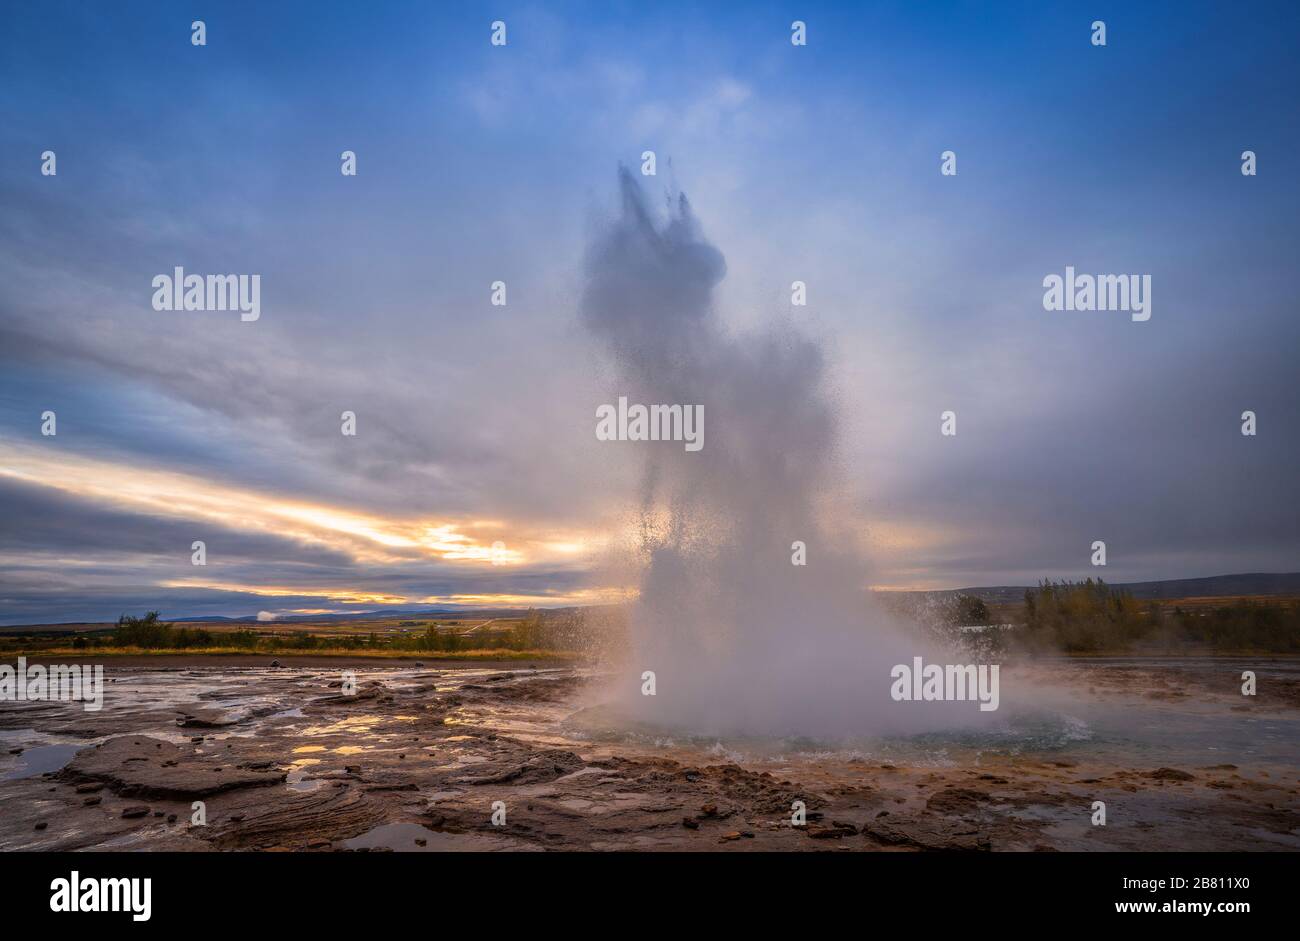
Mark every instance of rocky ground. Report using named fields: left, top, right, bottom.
left=1, top=657, right=1297, bottom=851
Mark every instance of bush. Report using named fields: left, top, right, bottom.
left=1172, top=602, right=1300, bottom=652
left=953, top=594, right=990, bottom=625
left=113, top=611, right=175, bottom=648
left=1021, top=579, right=1151, bottom=652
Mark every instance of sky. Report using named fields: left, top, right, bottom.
left=1, top=1, right=1298, bottom=624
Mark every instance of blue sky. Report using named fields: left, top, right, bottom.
left=2, top=1, right=1298, bottom=623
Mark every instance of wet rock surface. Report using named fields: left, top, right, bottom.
left=57, top=736, right=286, bottom=799
left=1, top=658, right=1297, bottom=851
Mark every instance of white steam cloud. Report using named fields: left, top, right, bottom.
left=584, top=169, right=986, bottom=740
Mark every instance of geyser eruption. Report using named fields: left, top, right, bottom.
left=584, top=170, right=979, bottom=741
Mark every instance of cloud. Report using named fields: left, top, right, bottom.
left=1, top=2, right=1297, bottom=625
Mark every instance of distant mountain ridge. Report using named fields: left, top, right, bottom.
left=911, top=572, right=1300, bottom=605
left=5, top=575, right=1298, bottom=631
left=169, top=605, right=537, bottom=624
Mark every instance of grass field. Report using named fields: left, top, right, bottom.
left=0, top=609, right=604, bottom=660
left=3, top=645, right=577, bottom=661
left=3, top=591, right=1297, bottom=658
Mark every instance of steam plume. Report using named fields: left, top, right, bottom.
left=584, top=169, right=973, bottom=739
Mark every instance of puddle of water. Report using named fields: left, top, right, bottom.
left=562, top=667, right=1300, bottom=771
left=0, top=728, right=40, bottom=744
left=300, top=716, right=380, bottom=736
left=286, top=758, right=324, bottom=792
left=1, top=743, right=83, bottom=780
left=421, top=789, right=463, bottom=803
left=342, top=822, right=536, bottom=852
left=555, top=797, right=594, bottom=812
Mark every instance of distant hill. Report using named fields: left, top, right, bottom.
left=0, top=606, right=549, bottom=632
left=170, top=606, right=538, bottom=624
left=909, top=572, right=1300, bottom=605
left=4, top=576, right=1297, bottom=632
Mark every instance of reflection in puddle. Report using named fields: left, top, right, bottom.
left=1, top=743, right=83, bottom=780
left=342, top=821, right=537, bottom=852
left=301, top=716, right=380, bottom=737
left=286, top=758, right=324, bottom=792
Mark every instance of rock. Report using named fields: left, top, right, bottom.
left=700, top=803, right=719, bottom=817
left=167, top=814, right=177, bottom=823
left=863, top=817, right=991, bottom=852
left=448, top=749, right=585, bottom=786
left=414, top=838, right=427, bottom=846
left=925, top=787, right=992, bottom=815
left=75, top=782, right=104, bottom=794
left=121, top=805, right=150, bottom=819
left=363, top=783, right=418, bottom=793
left=270, top=660, right=281, bottom=668
left=682, top=817, right=699, bottom=830
left=83, top=796, right=102, bottom=806
left=312, top=685, right=383, bottom=706
left=57, top=736, right=285, bottom=799
left=345, top=764, right=362, bottom=774
left=34, top=821, right=47, bottom=831
left=719, top=831, right=742, bottom=842
left=8, top=747, right=22, bottom=755
left=804, top=824, right=845, bottom=839
left=1149, top=768, right=1195, bottom=782
left=177, top=710, right=244, bottom=729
